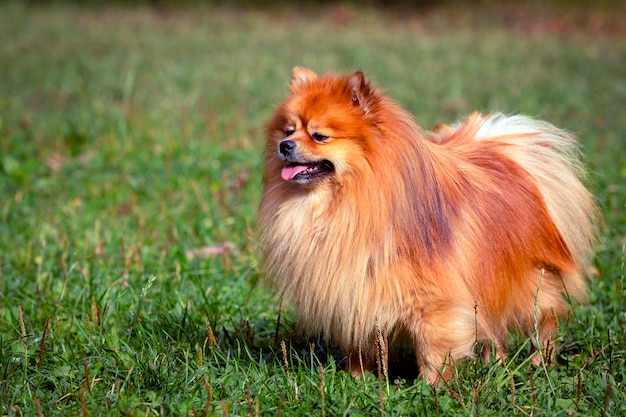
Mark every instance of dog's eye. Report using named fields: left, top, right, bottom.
left=285, top=128, right=295, bottom=137
left=311, top=133, right=328, bottom=142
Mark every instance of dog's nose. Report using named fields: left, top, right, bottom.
left=279, top=140, right=296, bottom=156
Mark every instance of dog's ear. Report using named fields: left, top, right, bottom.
left=290, top=67, right=317, bottom=88
left=349, top=71, right=375, bottom=114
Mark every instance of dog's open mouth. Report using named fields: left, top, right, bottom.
left=281, top=160, right=334, bottom=183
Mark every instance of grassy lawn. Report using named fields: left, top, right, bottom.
left=1, top=1, right=624, bottom=415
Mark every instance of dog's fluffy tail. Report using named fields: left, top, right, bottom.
left=456, top=113, right=599, bottom=299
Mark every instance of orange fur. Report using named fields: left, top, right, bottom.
left=258, top=67, right=599, bottom=383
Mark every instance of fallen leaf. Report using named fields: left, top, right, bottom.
left=185, top=242, right=237, bottom=260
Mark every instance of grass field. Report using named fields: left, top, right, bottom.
left=1, top=1, right=625, bottom=415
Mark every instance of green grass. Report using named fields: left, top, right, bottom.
left=1, top=1, right=625, bottom=415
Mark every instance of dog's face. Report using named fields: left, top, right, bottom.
left=266, top=67, right=378, bottom=187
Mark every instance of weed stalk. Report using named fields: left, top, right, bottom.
left=319, top=363, right=326, bottom=417
left=602, top=383, right=612, bottom=417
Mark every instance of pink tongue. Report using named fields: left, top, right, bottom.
left=281, top=165, right=311, bottom=181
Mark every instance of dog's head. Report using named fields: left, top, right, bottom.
left=265, top=67, right=382, bottom=187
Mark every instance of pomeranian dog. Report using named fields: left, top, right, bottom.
left=258, top=67, right=598, bottom=383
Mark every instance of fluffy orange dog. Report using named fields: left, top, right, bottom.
left=258, top=67, right=598, bottom=383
